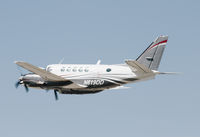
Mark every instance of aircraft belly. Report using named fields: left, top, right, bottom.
left=24, top=76, right=137, bottom=94
left=59, top=89, right=103, bottom=94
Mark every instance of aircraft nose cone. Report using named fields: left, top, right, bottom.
left=19, top=75, right=28, bottom=83
left=18, top=76, right=24, bottom=84
left=19, top=76, right=24, bottom=81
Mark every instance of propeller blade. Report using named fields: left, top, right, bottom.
left=24, top=84, right=29, bottom=92
left=15, top=81, right=20, bottom=88
left=54, top=90, right=58, bottom=100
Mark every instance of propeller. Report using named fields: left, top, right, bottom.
left=15, top=79, right=29, bottom=93
left=54, top=90, right=59, bottom=100
left=15, top=66, right=28, bottom=92
left=15, top=81, right=21, bottom=88
left=24, top=84, right=29, bottom=92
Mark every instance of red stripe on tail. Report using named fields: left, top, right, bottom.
left=149, top=40, right=168, bottom=50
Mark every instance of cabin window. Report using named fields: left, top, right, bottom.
left=78, top=67, right=83, bottom=72
left=106, top=68, right=112, bottom=72
left=66, top=67, right=71, bottom=72
left=61, top=67, right=65, bottom=72
left=72, top=67, right=77, bottom=72
left=84, top=68, right=89, bottom=72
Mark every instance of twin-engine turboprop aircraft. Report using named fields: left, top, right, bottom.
left=15, top=35, right=170, bottom=100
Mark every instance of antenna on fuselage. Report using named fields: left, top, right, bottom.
left=96, top=60, right=101, bottom=65
left=59, top=58, right=65, bottom=64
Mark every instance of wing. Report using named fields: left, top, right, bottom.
left=15, top=61, right=68, bottom=81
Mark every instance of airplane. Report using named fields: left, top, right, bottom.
left=15, top=35, right=170, bottom=100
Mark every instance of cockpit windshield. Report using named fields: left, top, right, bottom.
left=46, top=66, right=53, bottom=72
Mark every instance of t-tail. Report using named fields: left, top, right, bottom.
left=136, top=35, right=168, bottom=70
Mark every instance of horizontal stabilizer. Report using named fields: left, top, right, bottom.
left=125, top=60, right=153, bottom=74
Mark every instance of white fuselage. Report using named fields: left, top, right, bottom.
left=21, top=64, right=155, bottom=94
left=46, top=64, right=135, bottom=81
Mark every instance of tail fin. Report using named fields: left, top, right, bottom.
left=136, top=35, right=168, bottom=70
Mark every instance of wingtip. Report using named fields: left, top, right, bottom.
left=14, top=61, right=18, bottom=64
left=14, top=61, right=24, bottom=65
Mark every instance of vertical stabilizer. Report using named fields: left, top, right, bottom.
left=136, top=35, right=168, bottom=70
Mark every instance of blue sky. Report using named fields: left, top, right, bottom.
left=0, top=0, right=200, bottom=137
